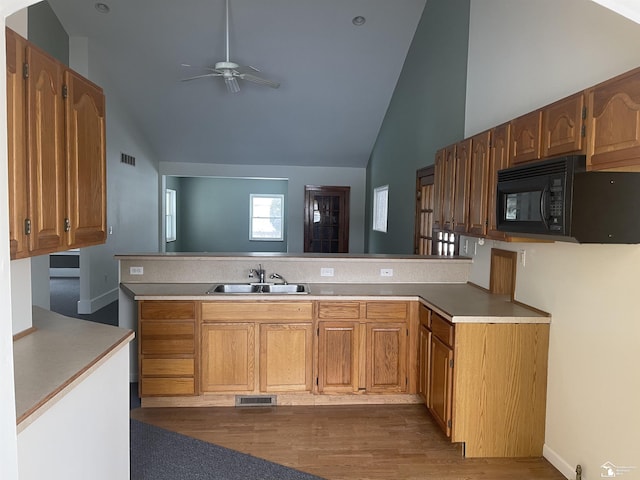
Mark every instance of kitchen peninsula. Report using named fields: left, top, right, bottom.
left=118, top=253, right=550, bottom=458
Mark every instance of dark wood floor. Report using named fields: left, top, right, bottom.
left=131, top=404, right=565, bottom=480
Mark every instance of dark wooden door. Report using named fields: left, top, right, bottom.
left=304, top=186, right=350, bottom=253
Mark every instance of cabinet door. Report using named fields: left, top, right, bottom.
left=366, top=322, right=408, bottom=393
left=441, top=144, right=456, bottom=231
left=487, top=123, right=510, bottom=240
left=26, top=43, right=66, bottom=254
left=587, top=67, right=640, bottom=170
left=467, top=131, right=491, bottom=236
left=429, top=336, right=453, bottom=437
left=541, top=92, right=585, bottom=157
left=452, top=139, right=471, bottom=233
left=432, top=149, right=445, bottom=231
left=6, top=28, right=29, bottom=259
left=64, top=69, right=107, bottom=248
left=418, top=323, right=431, bottom=405
left=259, top=323, right=313, bottom=392
left=510, top=110, right=542, bottom=165
left=201, top=323, right=255, bottom=392
left=318, top=321, right=359, bottom=393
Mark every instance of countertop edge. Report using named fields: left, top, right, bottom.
left=15, top=308, right=135, bottom=432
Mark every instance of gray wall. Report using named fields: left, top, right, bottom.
left=169, top=177, right=288, bottom=253
left=27, top=1, right=68, bottom=64
left=365, top=0, right=470, bottom=254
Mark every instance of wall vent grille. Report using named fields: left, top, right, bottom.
left=234, top=395, right=277, bottom=407
left=121, top=153, right=136, bottom=166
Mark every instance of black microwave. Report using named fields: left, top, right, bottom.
left=496, top=155, right=640, bottom=243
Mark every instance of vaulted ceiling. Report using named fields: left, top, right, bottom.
left=46, top=0, right=427, bottom=168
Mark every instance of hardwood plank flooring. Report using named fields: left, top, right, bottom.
left=130, top=404, right=565, bottom=480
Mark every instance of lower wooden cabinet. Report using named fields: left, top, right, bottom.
left=417, top=308, right=431, bottom=404
left=259, top=323, right=313, bottom=392
left=417, top=304, right=549, bottom=457
left=200, top=301, right=313, bottom=394
left=201, top=323, right=255, bottom=392
left=317, top=301, right=410, bottom=394
left=138, top=301, right=197, bottom=397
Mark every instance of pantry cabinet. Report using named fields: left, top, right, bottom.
left=5, top=28, right=106, bottom=259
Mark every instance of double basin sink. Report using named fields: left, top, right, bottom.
left=206, top=283, right=309, bottom=294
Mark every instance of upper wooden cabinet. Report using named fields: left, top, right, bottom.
left=486, top=123, right=510, bottom=240
left=587, top=66, right=640, bottom=170
left=510, top=110, right=542, bottom=165
left=432, top=149, right=445, bottom=231
left=541, top=92, right=585, bottom=157
left=441, top=145, right=456, bottom=231
left=467, top=131, right=491, bottom=236
left=64, top=70, right=107, bottom=247
left=6, top=28, right=29, bottom=259
left=452, top=138, right=471, bottom=233
left=6, top=28, right=107, bottom=259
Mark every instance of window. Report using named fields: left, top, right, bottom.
left=373, top=185, right=389, bottom=232
left=250, top=194, right=284, bottom=241
left=165, top=188, right=177, bottom=242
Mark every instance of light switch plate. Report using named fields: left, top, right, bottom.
left=320, top=267, right=334, bottom=277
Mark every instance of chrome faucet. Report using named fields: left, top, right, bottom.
left=269, top=273, right=288, bottom=285
left=249, top=264, right=266, bottom=283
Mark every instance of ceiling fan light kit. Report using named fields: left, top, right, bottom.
left=181, top=0, right=280, bottom=93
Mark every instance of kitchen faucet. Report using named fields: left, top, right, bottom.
left=269, top=273, right=288, bottom=285
left=249, top=264, right=266, bottom=283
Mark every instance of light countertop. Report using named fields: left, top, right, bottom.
left=13, top=307, right=134, bottom=432
left=120, top=282, right=549, bottom=324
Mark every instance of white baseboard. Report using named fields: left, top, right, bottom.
left=77, top=287, right=118, bottom=314
left=544, top=444, right=575, bottom=479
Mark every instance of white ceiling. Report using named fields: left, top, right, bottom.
left=46, top=0, right=427, bottom=168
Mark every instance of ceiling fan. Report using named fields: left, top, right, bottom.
left=181, top=0, right=280, bottom=93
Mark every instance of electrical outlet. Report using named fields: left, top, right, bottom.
left=520, top=249, right=526, bottom=267
left=129, top=266, right=144, bottom=275
left=320, top=267, right=334, bottom=277
left=380, top=268, right=393, bottom=277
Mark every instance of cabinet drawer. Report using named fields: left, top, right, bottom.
left=140, top=301, right=195, bottom=320
left=431, top=313, right=454, bottom=347
left=317, top=302, right=361, bottom=319
left=140, top=377, right=195, bottom=396
left=202, top=301, right=312, bottom=321
left=366, top=302, right=408, bottom=320
left=140, top=321, right=195, bottom=355
left=141, top=358, right=194, bottom=377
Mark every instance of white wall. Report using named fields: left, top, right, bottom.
left=71, top=37, right=161, bottom=314
left=159, top=162, right=367, bottom=253
left=17, top=345, right=130, bottom=480
left=465, top=1, right=640, bottom=478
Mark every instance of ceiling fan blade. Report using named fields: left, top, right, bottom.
left=181, top=72, right=221, bottom=82
left=181, top=63, right=218, bottom=72
left=238, top=72, right=280, bottom=89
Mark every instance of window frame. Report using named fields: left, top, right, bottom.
left=165, top=188, right=177, bottom=243
left=249, top=193, right=285, bottom=241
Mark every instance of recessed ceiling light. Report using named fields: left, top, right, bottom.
left=95, top=3, right=110, bottom=14
left=352, top=16, right=366, bottom=26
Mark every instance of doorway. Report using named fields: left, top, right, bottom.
left=304, top=186, right=350, bottom=253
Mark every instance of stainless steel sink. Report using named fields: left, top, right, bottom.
left=206, top=283, right=309, bottom=294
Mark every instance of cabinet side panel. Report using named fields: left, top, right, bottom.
left=453, top=323, right=549, bottom=457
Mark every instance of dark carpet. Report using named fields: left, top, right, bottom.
left=130, top=419, right=325, bottom=480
